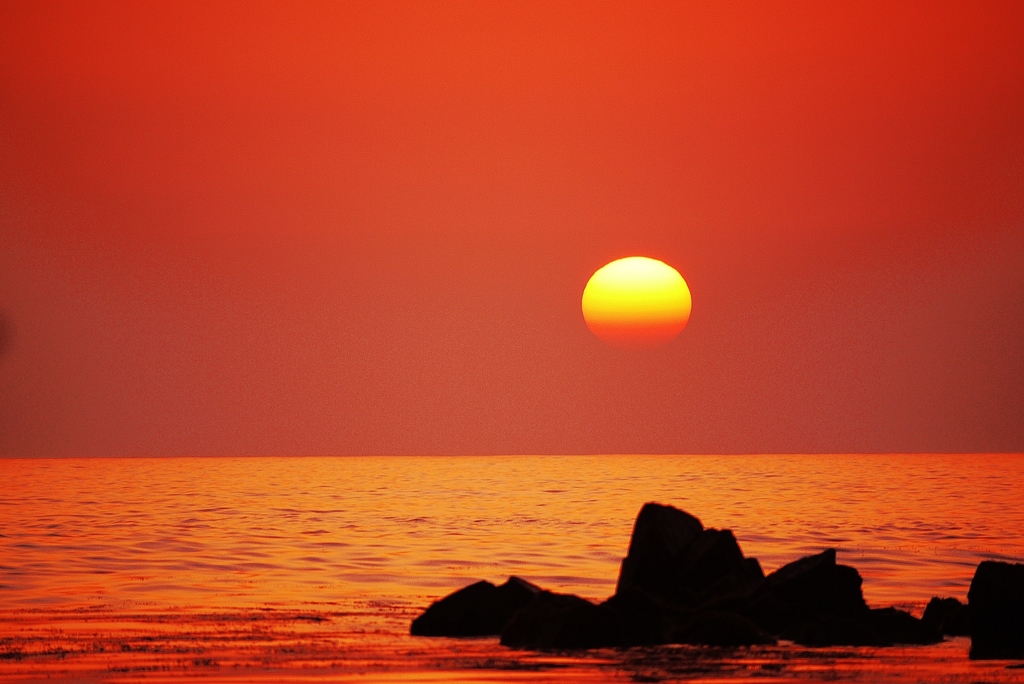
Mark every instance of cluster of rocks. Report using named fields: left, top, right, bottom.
left=411, top=502, right=1024, bottom=660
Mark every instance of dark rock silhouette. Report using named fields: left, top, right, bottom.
left=922, top=596, right=970, bottom=636
left=867, top=607, right=943, bottom=645
left=791, top=612, right=885, bottom=646
left=740, top=550, right=940, bottom=647
left=969, top=560, right=1024, bottom=659
left=743, top=549, right=868, bottom=638
left=500, top=591, right=621, bottom=649
left=788, top=608, right=938, bottom=647
left=601, top=502, right=771, bottom=647
left=411, top=576, right=540, bottom=637
left=616, top=503, right=764, bottom=607
left=672, top=610, right=775, bottom=647
left=599, top=587, right=687, bottom=646
left=410, top=502, right=948, bottom=651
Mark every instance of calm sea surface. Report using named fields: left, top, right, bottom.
left=2, top=454, right=1023, bottom=682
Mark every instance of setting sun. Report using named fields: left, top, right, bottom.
left=582, top=257, right=692, bottom=350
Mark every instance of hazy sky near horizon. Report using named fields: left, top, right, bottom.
left=2, top=1, right=1023, bottom=456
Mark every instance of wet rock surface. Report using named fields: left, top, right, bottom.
left=411, top=502, right=956, bottom=652
left=969, top=560, right=1024, bottom=659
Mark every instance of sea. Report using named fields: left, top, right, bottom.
left=1, top=454, right=1023, bottom=682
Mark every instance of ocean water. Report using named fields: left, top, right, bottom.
left=1, top=454, right=1023, bottom=682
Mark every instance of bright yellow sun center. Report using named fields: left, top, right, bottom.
left=582, top=256, right=692, bottom=350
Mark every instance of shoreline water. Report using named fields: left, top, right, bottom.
left=4, top=605, right=1024, bottom=683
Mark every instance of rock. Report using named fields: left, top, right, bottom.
left=869, top=607, right=942, bottom=645
left=411, top=576, right=540, bottom=637
left=789, top=607, right=940, bottom=647
left=615, top=503, right=702, bottom=600
left=744, top=549, right=869, bottom=638
left=969, top=560, right=1024, bottom=659
left=673, top=610, right=776, bottom=647
left=500, top=591, right=621, bottom=649
left=615, top=503, right=764, bottom=608
left=922, top=597, right=970, bottom=636
left=599, top=587, right=686, bottom=646
left=410, top=504, right=967, bottom=655
left=793, top=613, right=887, bottom=646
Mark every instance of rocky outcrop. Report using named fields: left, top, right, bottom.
left=499, top=590, right=621, bottom=649
left=410, top=502, right=946, bottom=651
left=730, top=549, right=937, bottom=646
left=411, top=576, right=540, bottom=637
left=672, top=610, right=775, bottom=647
left=867, top=607, right=943, bottom=645
left=616, top=503, right=764, bottom=608
left=599, top=587, right=689, bottom=646
left=969, top=560, right=1024, bottom=659
left=743, top=549, right=868, bottom=639
left=922, top=596, right=970, bottom=637
left=497, top=582, right=776, bottom=650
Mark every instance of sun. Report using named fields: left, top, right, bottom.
left=582, top=257, right=692, bottom=350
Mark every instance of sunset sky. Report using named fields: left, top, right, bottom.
left=1, top=1, right=1022, bottom=456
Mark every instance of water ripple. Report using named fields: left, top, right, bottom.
left=1, top=454, right=1023, bottom=613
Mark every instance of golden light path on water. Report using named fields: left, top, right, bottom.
left=1, top=454, right=1023, bottom=681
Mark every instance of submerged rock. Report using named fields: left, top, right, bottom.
left=969, top=560, right=1024, bottom=659
left=922, top=596, right=970, bottom=637
left=410, top=576, right=540, bottom=637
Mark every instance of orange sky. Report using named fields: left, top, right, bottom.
left=1, top=1, right=1022, bottom=455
